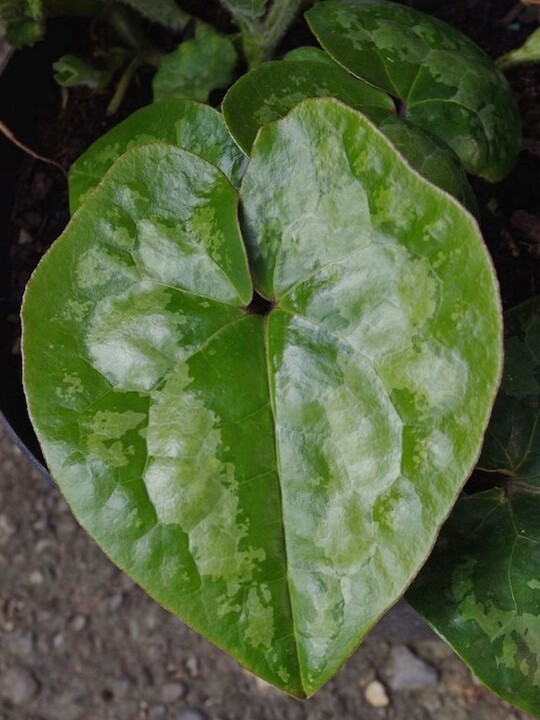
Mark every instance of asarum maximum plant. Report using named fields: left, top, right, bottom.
left=22, top=98, right=501, bottom=697
left=19, top=0, right=539, bottom=714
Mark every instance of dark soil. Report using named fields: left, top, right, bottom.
left=0, top=2, right=539, bottom=718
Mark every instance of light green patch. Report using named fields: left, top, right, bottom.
left=144, top=362, right=267, bottom=595
left=85, top=410, right=146, bottom=468
left=245, top=585, right=275, bottom=649
left=459, top=595, right=540, bottom=687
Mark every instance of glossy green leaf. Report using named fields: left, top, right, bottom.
left=379, top=117, right=477, bottom=213
left=152, top=30, right=237, bottom=104
left=306, top=0, right=521, bottom=181
left=22, top=99, right=502, bottom=697
left=497, top=27, right=540, bottom=70
left=68, top=99, right=246, bottom=213
left=283, top=46, right=338, bottom=65
left=222, top=59, right=394, bottom=154
left=408, top=296, right=540, bottom=718
left=223, top=61, right=474, bottom=208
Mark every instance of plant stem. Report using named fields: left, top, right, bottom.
left=261, top=0, right=308, bottom=58
left=238, top=0, right=315, bottom=67
left=106, top=55, right=141, bottom=115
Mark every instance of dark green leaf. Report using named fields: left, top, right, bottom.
left=283, top=46, right=337, bottom=64
left=306, top=0, right=521, bottom=181
left=68, top=99, right=246, bottom=212
left=379, top=117, right=477, bottom=213
left=222, top=60, right=394, bottom=154
left=22, top=99, right=502, bottom=697
left=153, top=31, right=237, bottom=104
left=408, top=296, right=540, bottom=718
left=222, top=61, right=474, bottom=208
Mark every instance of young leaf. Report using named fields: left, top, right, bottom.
left=222, top=59, right=395, bottom=153
left=408, top=296, right=540, bottom=718
left=68, top=98, right=246, bottom=212
left=53, top=54, right=115, bottom=90
left=306, top=0, right=521, bottom=182
left=497, top=27, right=540, bottom=70
left=22, top=99, right=502, bottom=697
left=153, top=30, right=237, bottom=104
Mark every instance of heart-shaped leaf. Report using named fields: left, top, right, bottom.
left=152, top=29, right=237, bottom=105
left=306, top=0, right=521, bottom=181
left=68, top=98, right=246, bottom=212
left=222, top=61, right=475, bottom=208
left=408, top=296, right=540, bottom=718
left=22, top=99, right=502, bottom=697
left=222, top=59, right=394, bottom=154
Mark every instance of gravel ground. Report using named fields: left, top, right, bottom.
left=0, top=425, right=535, bottom=720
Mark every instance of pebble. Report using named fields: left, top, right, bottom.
left=364, top=680, right=390, bottom=708
left=70, top=615, right=87, bottom=632
left=28, top=570, right=45, bottom=585
left=0, top=665, right=39, bottom=705
left=185, top=656, right=199, bottom=677
left=387, top=645, right=439, bottom=690
left=109, top=593, right=124, bottom=612
left=160, top=681, right=187, bottom=703
left=175, top=710, right=208, bottom=720
left=149, top=706, right=167, bottom=720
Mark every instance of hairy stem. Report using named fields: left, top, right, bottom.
left=106, top=54, right=141, bottom=115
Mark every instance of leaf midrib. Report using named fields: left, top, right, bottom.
left=262, top=314, right=306, bottom=696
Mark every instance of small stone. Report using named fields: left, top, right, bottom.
left=70, top=615, right=87, bottom=632
left=149, top=706, right=167, bottom=720
left=364, top=680, right=390, bottom=708
left=109, top=593, right=123, bottom=611
left=175, top=710, right=208, bottom=720
left=185, top=656, right=199, bottom=677
left=28, top=570, right=45, bottom=585
left=387, top=645, right=439, bottom=690
left=160, top=681, right=187, bottom=703
left=53, top=632, right=65, bottom=648
left=0, top=665, right=39, bottom=705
